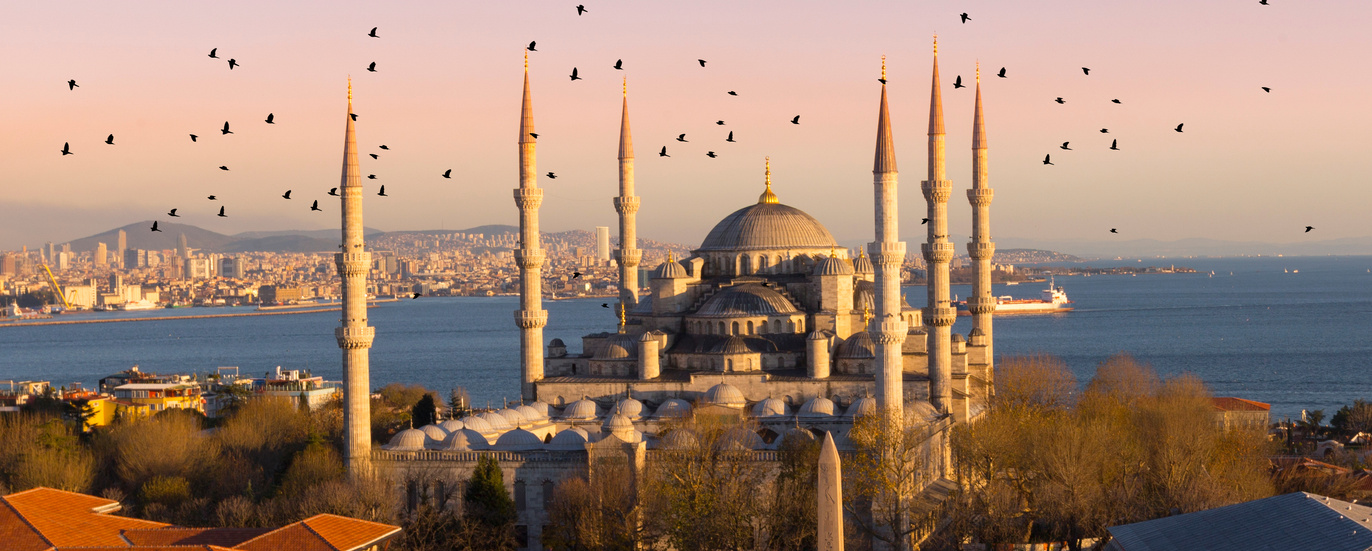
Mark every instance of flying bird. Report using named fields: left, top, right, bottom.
left=528, top=133, right=538, bottom=139
left=61, top=142, right=72, bottom=155
left=442, top=169, right=452, bottom=178
left=367, top=174, right=377, bottom=180
left=546, top=172, right=557, bottom=179
left=698, top=59, right=706, bottom=67
left=728, top=91, right=737, bottom=96
left=573, top=271, right=582, bottom=278
left=219, top=166, right=229, bottom=170
left=217, top=206, right=226, bottom=217
left=282, top=190, right=292, bottom=199
left=151, top=221, right=162, bottom=232
left=379, top=145, right=389, bottom=150
left=613, top=59, right=623, bottom=70
left=677, top=134, right=688, bottom=142
left=1110, top=228, right=1118, bottom=234
left=960, top=12, right=970, bottom=23
left=221, top=122, right=232, bottom=135
left=1175, top=123, right=1184, bottom=132
left=1082, top=67, right=1091, bottom=75
left=350, top=113, right=357, bottom=121
left=208, top=195, right=217, bottom=200
left=67, top=79, right=78, bottom=90
left=1262, top=86, right=1271, bottom=93
left=1305, top=226, right=1313, bottom=232
left=265, top=113, right=274, bottom=124
left=189, top=134, right=198, bottom=142
left=328, top=188, right=338, bottom=196
left=369, top=154, right=378, bottom=159
left=953, top=75, right=965, bottom=89
left=1111, top=99, right=1121, bottom=104
left=367, top=62, right=377, bottom=72
left=576, top=5, right=587, bottom=15
left=997, top=67, right=1007, bottom=78
left=716, top=120, right=725, bottom=125
left=377, top=185, right=387, bottom=196
left=528, top=41, right=537, bottom=51
left=1109, top=139, right=1119, bottom=150
left=167, top=209, right=179, bottom=217
left=569, top=67, right=581, bottom=80
left=412, top=292, right=421, bottom=299
left=1055, top=97, right=1065, bottom=104
left=726, top=131, right=735, bottom=142
left=105, top=134, right=115, bottom=145
left=311, top=200, right=321, bottom=211
left=659, top=146, right=669, bottom=157
left=227, top=58, right=239, bottom=70
left=602, top=303, right=609, bottom=308
left=368, top=27, right=379, bottom=38
left=1043, top=154, right=1053, bottom=165
left=1259, top=0, right=1268, bottom=4
left=790, top=115, right=800, bottom=124
left=1100, top=128, right=1109, bottom=133
left=208, top=48, right=217, bottom=58
left=1060, top=142, right=1072, bottom=150
left=706, top=151, right=717, bottom=158
left=921, top=218, right=930, bottom=224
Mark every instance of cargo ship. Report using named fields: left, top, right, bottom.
left=117, top=299, right=160, bottom=311
left=956, top=276, right=1073, bottom=315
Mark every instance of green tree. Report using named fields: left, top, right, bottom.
left=411, top=394, right=437, bottom=427
left=449, top=387, right=470, bottom=419
left=1331, top=400, right=1372, bottom=434
left=463, top=455, right=516, bottom=549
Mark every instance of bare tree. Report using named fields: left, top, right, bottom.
left=846, top=409, right=938, bottom=550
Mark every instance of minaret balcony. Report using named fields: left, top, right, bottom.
left=613, top=196, right=640, bottom=214
left=967, top=188, right=995, bottom=206
left=335, top=326, right=375, bottom=349
left=924, top=306, right=958, bottom=327
left=966, top=296, right=998, bottom=315
left=514, top=249, right=545, bottom=269
left=867, top=242, right=906, bottom=267
left=921, top=242, right=956, bottom=263
left=966, top=242, right=996, bottom=260
left=872, top=318, right=909, bottom=344
left=513, top=188, right=544, bottom=209
left=334, top=252, right=372, bottom=275
left=615, top=248, right=642, bottom=267
left=921, top=179, right=953, bottom=202
left=515, top=309, right=549, bottom=329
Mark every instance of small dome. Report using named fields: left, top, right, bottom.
left=498, top=408, right=529, bottom=427
left=383, top=428, right=427, bottom=451
left=717, top=427, right=765, bottom=451
left=854, top=287, right=875, bottom=312
left=752, top=397, right=790, bottom=418
left=654, top=398, right=692, bottom=418
left=615, top=397, right=645, bottom=420
left=549, top=338, right=566, bottom=348
left=419, top=424, right=448, bottom=442
left=813, top=255, right=854, bottom=276
left=799, top=397, right=836, bottom=417
left=655, top=259, right=690, bottom=279
left=703, top=383, right=746, bottom=408
left=494, top=428, right=545, bottom=451
left=853, top=252, right=874, bottom=275
left=595, top=333, right=638, bottom=360
left=527, top=402, right=554, bottom=419
left=658, top=428, right=699, bottom=450
left=835, top=332, right=876, bottom=359
left=845, top=396, right=878, bottom=418
left=907, top=400, right=942, bottom=424
left=437, top=428, right=488, bottom=451
left=547, top=429, right=588, bottom=451
left=952, top=333, right=966, bottom=344
left=695, top=284, right=799, bottom=317
left=562, top=398, right=600, bottom=420
left=602, top=412, right=638, bottom=441
left=515, top=404, right=546, bottom=422
left=808, top=330, right=829, bottom=341
left=459, top=415, right=494, bottom=434
left=479, top=411, right=513, bottom=432
left=438, top=419, right=465, bottom=433
left=709, top=336, right=753, bottom=355
left=776, top=426, right=816, bottom=449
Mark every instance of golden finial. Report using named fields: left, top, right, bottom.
left=759, top=157, right=778, bottom=204
left=617, top=303, right=626, bottom=333
left=524, top=49, right=529, bottom=70
left=858, top=248, right=866, bottom=259
left=623, top=76, right=627, bottom=97
left=863, top=307, right=873, bottom=329
left=933, top=35, right=938, bottom=56
left=667, top=250, right=674, bottom=263
left=976, top=60, right=980, bottom=83
left=881, top=55, right=886, bottom=81
left=830, top=245, right=836, bottom=258
left=347, top=77, right=352, bottom=107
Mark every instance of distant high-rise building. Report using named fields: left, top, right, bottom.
left=124, top=249, right=141, bottom=269
left=116, top=230, right=127, bottom=267
left=595, top=226, right=610, bottom=261
left=184, top=258, right=212, bottom=280
left=0, top=254, right=15, bottom=276
left=61, top=243, right=70, bottom=255
left=45, top=242, right=54, bottom=264
left=95, top=243, right=107, bottom=267
left=219, top=256, right=244, bottom=279
left=178, top=234, right=189, bottom=260
left=108, top=274, right=123, bottom=295
left=56, top=252, right=69, bottom=271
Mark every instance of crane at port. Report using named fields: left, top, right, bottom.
left=41, top=263, right=71, bottom=310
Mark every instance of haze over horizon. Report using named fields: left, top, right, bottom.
left=4, top=0, right=1370, bottom=251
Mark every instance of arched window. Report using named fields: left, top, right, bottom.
left=758, top=321, right=767, bottom=335
left=543, top=480, right=555, bottom=510
left=732, top=321, right=740, bottom=335
left=747, top=321, right=754, bottom=335
left=759, top=256, right=769, bottom=270
left=788, top=320, right=796, bottom=333
left=719, top=321, right=726, bottom=334
left=773, top=319, right=782, bottom=333
left=798, top=318, right=805, bottom=332
left=514, top=480, right=526, bottom=511
left=727, top=359, right=734, bottom=371
left=740, top=255, right=751, bottom=274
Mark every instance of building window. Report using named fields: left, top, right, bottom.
left=514, top=480, right=526, bottom=511
left=774, top=319, right=782, bottom=333
left=719, top=321, right=726, bottom=334
left=543, top=480, right=555, bottom=510
left=747, top=321, right=754, bottom=335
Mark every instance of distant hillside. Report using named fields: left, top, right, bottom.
left=233, top=228, right=383, bottom=240
left=218, top=235, right=339, bottom=253
left=67, top=222, right=235, bottom=253
left=996, top=236, right=1372, bottom=258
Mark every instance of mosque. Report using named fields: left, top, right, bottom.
left=347, top=42, right=999, bottom=550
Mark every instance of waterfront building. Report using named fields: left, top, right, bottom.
left=596, top=226, right=610, bottom=262
left=110, top=381, right=204, bottom=416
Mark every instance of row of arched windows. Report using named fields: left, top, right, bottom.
left=690, top=318, right=805, bottom=336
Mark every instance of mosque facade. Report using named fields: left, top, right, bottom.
left=364, top=43, right=996, bottom=551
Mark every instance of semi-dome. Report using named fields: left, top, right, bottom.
left=595, top=333, right=638, bottom=360
left=695, top=284, right=799, bottom=317
left=654, top=398, right=692, bottom=418
left=562, top=398, right=600, bottom=420
left=419, top=424, right=448, bottom=442
left=479, top=411, right=513, bottom=432
left=852, top=252, right=874, bottom=274
left=459, top=415, right=494, bottom=433
left=515, top=404, right=546, bottom=422
left=845, top=396, right=878, bottom=418
left=494, top=429, right=544, bottom=451
left=799, top=396, right=836, bottom=417
left=813, top=255, right=854, bottom=276
left=908, top=400, right=942, bottom=424
left=709, top=336, right=754, bottom=355
left=703, top=383, right=746, bottom=408
left=383, top=428, right=427, bottom=451
left=547, top=429, right=588, bottom=451
left=836, top=332, right=876, bottom=359
left=752, top=397, right=790, bottom=418
left=438, top=428, right=488, bottom=451
left=698, top=203, right=837, bottom=252
left=438, top=419, right=465, bottom=433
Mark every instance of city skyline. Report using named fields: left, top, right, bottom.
left=4, top=1, right=1369, bottom=251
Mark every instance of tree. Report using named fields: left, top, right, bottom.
left=411, top=394, right=437, bottom=428
left=463, top=455, right=516, bottom=550
left=1331, top=400, right=1372, bottom=434
left=448, top=387, right=470, bottom=419
left=543, top=461, right=639, bottom=551
left=763, top=429, right=821, bottom=551
left=1302, top=409, right=1326, bottom=436
left=847, top=410, right=938, bottom=550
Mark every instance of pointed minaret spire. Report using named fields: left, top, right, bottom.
left=336, top=77, right=374, bottom=478
left=967, top=59, right=996, bottom=410
left=922, top=35, right=955, bottom=417
left=615, top=78, right=642, bottom=311
left=515, top=53, right=548, bottom=402
left=869, top=56, right=908, bottom=414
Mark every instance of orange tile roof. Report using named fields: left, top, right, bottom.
left=236, top=514, right=402, bottom=551
left=121, top=527, right=272, bottom=547
left=0, top=499, right=53, bottom=551
left=1213, top=396, right=1271, bottom=412
left=2, top=487, right=168, bottom=548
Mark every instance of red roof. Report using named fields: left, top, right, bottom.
left=1213, top=396, right=1271, bottom=412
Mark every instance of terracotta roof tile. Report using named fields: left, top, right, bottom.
left=122, top=527, right=272, bottom=547
left=2, top=487, right=168, bottom=548
left=0, top=499, right=53, bottom=551
left=234, top=523, right=337, bottom=551
left=236, top=514, right=401, bottom=551
left=1212, top=397, right=1271, bottom=412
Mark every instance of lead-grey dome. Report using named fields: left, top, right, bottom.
left=695, top=284, right=799, bottom=317
left=813, top=255, right=854, bottom=276
left=853, top=253, right=874, bottom=275
left=655, top=259, right=690, bottom=279
left=709, top=336, right=753, bottom=355
left=836, top=332, right=876, bottom=359
left=698, top=203, right=837, bottom=252
left=596, top=333, right=639, bottom=360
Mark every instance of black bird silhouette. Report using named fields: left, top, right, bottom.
left=677, top=134, right=688, bottom=142
left=311, top=200, right=321, bottom=211
left=105, top=134, right=115, bottom=145
left=698, top=59, right=706, bottom=67
left=350, top=113, right=357, bottom=121
left=878, top=76, right=886, bottom=84
left=221, top=122, right=232, bottom=135
left=960, top=12, right=970, bottom=23
left=217, top=206, right=226, bottom=217
left=601, top=303, right=609, bottom=308
left=208, top=48, right=217, bottom=59
left=367, top=62, right=377, bottom=72
left=659, top=146, right=669, bottom=157
left=728, top=91, right=737, bottom=96
left=726, top=131, right=735, bottom=142
left=921, top=218, right=930, bottom=224
left=1305, top=226, right=1313, bottom=232
left=529, top=133, right=538, bottom=139
left=953, top=75, right=964, bottom=89
left=412, top=292, right=421, bottom=299
left=328, top=188, right=338, bottom=196
left=1259, top=0, right=1268, bottom=4
left=1109, top=139, right=1119, bottom=150
left=997, top=67, right=1007, bottom=78
left=379, top=145, right=389, bottom=150
left=790, top=115, right=800, bottom=124
left=282, top=190, right=292, bottom=199
left=167, top=209, right=179, bottom=217
left=265, top=113, right=274, bottom=124
left=367, top=174, right=377, bottom=180
left=377, top=185, right=387, bottom=196
left=706, top=151, right=717, bottom=158
left=1174, top=123, right=1184, bottom=132
left=573, top=271, right=582, bottom=278
left=716, top=120, right=725, bottom=125
left=1262, top=86, right=1271, bottom=93
left=528, top=41, right=537, bottom=51
left=1111, top=99, right=1121, bottom=104
left=1110, top=228, right=1118, bottom=234
left=369, top=153, right=378, bottom=159
left=208, top=195, right=217, bottom=200
left=569, top=67, right=581, bottom=80
left=368, top=27, right=379, bottom=38
left=227, top=58, right=239, bottom=70
left=189, top=134, right=198, bottom=142
left=1060, top=142, right=1072, bottom=150
left=67, top=79, right=78, bottom=90
left=151, top=221, right=161, bottom=232
left=1082, top=67, right=1091, bottom=75
left=613, top=59, right=623, bottom=70
left=442, top=169, right=452, bottom=178
left=546, top=172, right=557, bottom=179
left=576, top=4, right=587, bottom=15
left=219, top=166, right=229, bottom=170
left=61, top=142, right=72, bottom=155
left=1043, top=154, right=1053, bottom=165
left=1055, top=97, right=1065, bottom=104
left=1100, top=128, right=1109, bottom=133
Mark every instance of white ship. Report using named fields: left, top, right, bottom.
left=956, top=276, right=1073, bottom=316
left=116, top=299, right=160, bottom=311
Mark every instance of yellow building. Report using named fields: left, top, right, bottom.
left=110, top=383, right=204, bottom=418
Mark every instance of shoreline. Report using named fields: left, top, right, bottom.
left=0, top=302, right=392, bottom=328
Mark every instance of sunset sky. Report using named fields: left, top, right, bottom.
left=3, top=0, right=1369, bottom=250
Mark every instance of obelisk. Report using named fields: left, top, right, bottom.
left=818, top=431, right=844, bottom=551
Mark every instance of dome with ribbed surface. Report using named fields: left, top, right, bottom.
left=480, top=411, right=513, bottom=431
left=703, top=383, right=746, bottom=408
left=836, top=332, right=876, bottom=359
left=383, top=428, right=428, bottom=451
left=438, top=419, right=465, bottom=433
left=498, top=408, right=529, bottom=427
left=547, top=429, right=588, bottom=451
left=655, top=259, right=690, bottom=279
left=654, top=398, right=692, bottom=418
left=813, top=255, right=854, bottom=276
left=527, top=402, right=554, bottom=419
left=752, top=397, right=790, bottom=418
left=695, top=284, right=798, bottom=317
left=710, top=336, right=753, bottom=355
left=908, top=400, right=942, bottom=424
left=698, top=203, right=837, bottom=252
left=853, top=252, right=874, bottom=274
left=515, top=404, right=546, bottom=422
left=419, top=424, right=448, bottom=442
left=459, top=415, right=494, bottom=433
left=799, top=396, right=836, bottom=417
left=494, top=428, right=544, bottom=451
left=615, top=397, right=645, bottom=420
left=596, top=333, right=638, bottom=359
left=438, top=429, right=488, bottom=451
left=717, top=426, right=765, bottom=451
left=845, top=396, right=878, bottom=417
left=562, top=398, right=600, bottom=420
left=776, top=426, right=816, bottom=448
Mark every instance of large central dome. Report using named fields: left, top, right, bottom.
left=698, top=202, right=837, bottom=252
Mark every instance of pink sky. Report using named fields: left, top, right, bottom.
left=3, top=0, right=1369, bottom=250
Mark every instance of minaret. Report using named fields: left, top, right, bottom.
left=868, top=56, right=908, bottom=414
left=921, top=38, right=956, bottom=414
left=515, top=51, right=548, bottom=403
left=614, top=77, right=642, bottom=310
left=967, top=63, right=997, bottom=391
left=335, top=79, right=375, bottom=477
